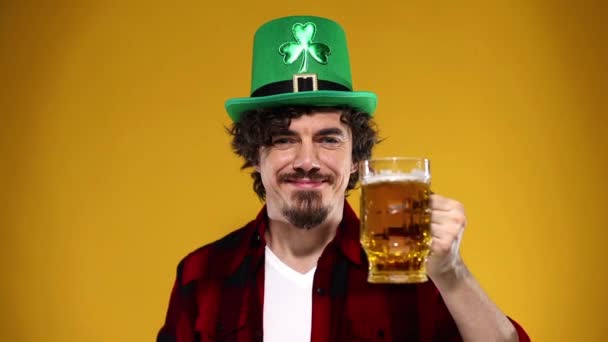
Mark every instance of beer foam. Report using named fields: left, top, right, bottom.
left=362, top=170, right=430, bottom=184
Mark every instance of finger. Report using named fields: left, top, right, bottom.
left=428, top=232, right=454, bottom=255
left=431, top=210, right=467, bottom=226
left=430, top=222, right=461, bottom=239
left=430, top=194, right=460, bottom=211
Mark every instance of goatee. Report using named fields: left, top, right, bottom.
left=281, top=190, right=329, bottom=230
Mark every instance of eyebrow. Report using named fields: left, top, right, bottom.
left=273, top=127, right=346, bottom=137
left=316, top=127, right=346, bottom=137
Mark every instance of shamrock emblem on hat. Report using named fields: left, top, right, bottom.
left=279, top=22, right=331, bottom=73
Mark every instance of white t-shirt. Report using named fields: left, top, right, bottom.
left=263, top=246, right=316, bottom=342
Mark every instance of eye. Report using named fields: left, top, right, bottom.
left=319, top=136, right=342, bottom=145
left=271, top=137, right=296, bottom=147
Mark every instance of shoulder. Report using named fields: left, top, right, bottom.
left=175, top=221, right=256, bottom=287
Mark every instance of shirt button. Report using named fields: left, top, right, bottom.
left=316, top=287, right=325, bottom=295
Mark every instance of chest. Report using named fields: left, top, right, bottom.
left=193, top=263, right=425, bottom=342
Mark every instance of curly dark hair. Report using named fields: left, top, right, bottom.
left=227, top=105, right=379, bottom=201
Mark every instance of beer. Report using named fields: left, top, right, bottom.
left=360, top=158, right=431, bottom=283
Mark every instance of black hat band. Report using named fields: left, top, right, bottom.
left=251, top=73, right=350, bottom=97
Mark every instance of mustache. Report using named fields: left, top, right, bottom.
left=278, top=170, right=335, bottom=184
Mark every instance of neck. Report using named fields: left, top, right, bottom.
left=265, top=201, right=344, bottom=274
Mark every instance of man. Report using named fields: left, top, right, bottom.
left=158, top=15, right=529, bottom=341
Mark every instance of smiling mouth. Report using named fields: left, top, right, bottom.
left=279, top=170, right=334, bottom=188
left=285, top=178, right=327, bottom=188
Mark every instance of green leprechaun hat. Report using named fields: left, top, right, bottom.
left=225, top=15, right=378, bottom=122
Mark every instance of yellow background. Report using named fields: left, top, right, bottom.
left=1, top=1, right=606, bottom=341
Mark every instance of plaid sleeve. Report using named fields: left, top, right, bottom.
left=509, top=317, right=531, bottom=342
left=420, top=282, right=530, bottom=341
left=157, top=260, right=198, bottom=342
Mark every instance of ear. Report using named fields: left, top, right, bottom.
left=350, top=161, right=358, bottom=174
left=254, top=164, right=261, bottom=172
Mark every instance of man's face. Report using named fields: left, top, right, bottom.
left=256, top=110, right=356, bottom=229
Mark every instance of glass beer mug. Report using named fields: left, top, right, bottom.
left=359, top=157, right=432, bottom=283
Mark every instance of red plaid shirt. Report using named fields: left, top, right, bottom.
left=158, top=202, right=529, bottom=342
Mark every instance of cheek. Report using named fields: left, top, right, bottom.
left=322, top=153, right=353, bottom=179
left=259, top=151, right=292, bottom=179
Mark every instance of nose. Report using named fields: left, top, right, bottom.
left=292, top=140, right=320, bottom=173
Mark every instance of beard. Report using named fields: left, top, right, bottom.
left=281, top=190, right=330, bottom=230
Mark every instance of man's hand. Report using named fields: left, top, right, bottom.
left=423, top=194, right=523, bottom=341
left=426, top=194, right=467, bottom=282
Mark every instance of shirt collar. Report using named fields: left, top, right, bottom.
left=334, top=200, right=363, bottom=265
left=227, top=200, right=363, bottom=276
left=225, top=206, right=269, bottom=276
